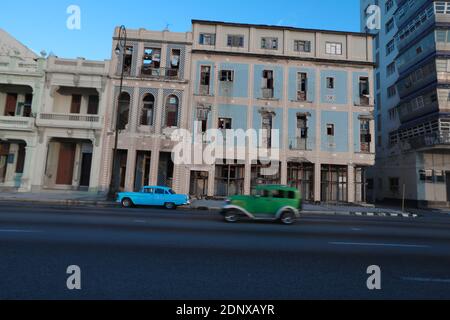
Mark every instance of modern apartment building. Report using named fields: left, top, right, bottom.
left=188, top=20, right=375, bottom=203
left=0, top=29, right=45, bottom=192
left=361, top=0, right=450, bottom=208
left=98, top=27, right=193, bottom=194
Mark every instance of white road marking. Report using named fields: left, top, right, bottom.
left=134, top=220, right=147, bottom=224
left=351, top=228, right=362, bottom=231
left=0, top=229, right=43, bottom=234
left=402, top=277, right=450, bottom=284
left=329, top=242, right=430, bottom=249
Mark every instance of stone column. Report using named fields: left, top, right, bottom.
left=348, top=164, right=355, bottom=203
left=314, top=162, right=321, bottom=203
left=124, top=147, right=136, bottom=192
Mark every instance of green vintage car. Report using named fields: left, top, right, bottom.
left=221, top=185, right=302, bottom=225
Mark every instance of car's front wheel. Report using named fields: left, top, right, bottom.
left=164, top=202, right=176, bottom=210
left=280, top=210, right=296, bottom=225
left=223, top=209, right=239, bottom=223
left=121, top=198, right=134, bottom=208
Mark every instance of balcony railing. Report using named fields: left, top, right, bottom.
left=140, top=67, right=181, bottom=80
left=401, top=132, right=450, bottom=151
left=289, top=138, right=310, bottom=151
left=36, top=113, right=102, bottom=129
left=0, top=116, right=34, bottom=131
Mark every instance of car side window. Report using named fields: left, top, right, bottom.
left=288, top=191, right=296, bottom=199
left=144, top=188, right=154, bottom=194
left=155, top=189, right=165, bottom=195
left=261, top=190, right=271, bottom=198
left=272, top=190, right=285, bottom=199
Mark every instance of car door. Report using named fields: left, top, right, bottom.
left=140, top=187, right=156, bottom=206
left=154, top=188, right=166, bottom=206
left=270, top=189, right=287, bottom=218
left=252, top=189, right=274, bottom=217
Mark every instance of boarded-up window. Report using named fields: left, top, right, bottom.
left=4, top=93, right=17, bottom=116
left=70, top=94, right=82, bottom=114
left=87, top=95, right=99, bottom=115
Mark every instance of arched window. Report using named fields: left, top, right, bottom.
left=117, top=92, right=130, bottom=130
left=141, top=94, right=155, bottom=126
left=165, top=95, right=179, bottom=127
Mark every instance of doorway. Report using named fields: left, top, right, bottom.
left=190, top=171, right=209, bottom=198
left=79, top=153, right=92, bottom=187
left=446, top=172, right=450, bottom=202
left=56, top=143, right=76, bottom=185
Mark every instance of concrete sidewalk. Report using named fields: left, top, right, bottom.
left=0, top=191, right=112, bottom=207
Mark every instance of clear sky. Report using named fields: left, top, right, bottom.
left=0, top=0, right=362, bottom=61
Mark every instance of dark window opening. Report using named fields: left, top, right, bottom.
left=87, top=95, right=99, bottom=115
left=141, top=94, right=155, bottom=126
left=70, top=94, right=82, bottom=114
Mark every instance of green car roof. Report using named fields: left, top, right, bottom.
left=255, top=185, right=299, bottom=192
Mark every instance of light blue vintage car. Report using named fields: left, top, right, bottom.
left=117, top=186, right=190, bottom=209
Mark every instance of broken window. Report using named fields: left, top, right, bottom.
left=196, top=106, right=210, bottom=134
left=359, top=77, right=370, bottom=106
left=218, top=118, right=232, bottom=130
left=326, top=77, right=335, bottom=89
left=296, top=115, right=308, bottom=150
left=360, top=119, right=371, bottom=153
left=200, top=66, right=211, bottom=95
left=141, top=94, right=155, bottom=126
left=117, top=92, right=130, bottom=131
left=87, top=95, right=99, bottom=115
left=123, top=46, right=134, bottom=75
left=227, top=35, right=244, bottom=48
left=199, top=33, right=216, bottom=45
left=142, top=47, right=161, bottom=76
left=261, top=37, right=278, bottom=50
left=297, top=72, right=308, bottom=101
left=167, top=49, right=181, bottom=78
left=219, top=70, right=234, bottom=82
left=261, top=113, right=273, bottom=148
left=327, top=124, right=335, bottom=136
left=262, top=70, right=274, bottom=99
left=294, top=40, right=311, bottom=52
left=165, top=95, right=179, bottom=127
left=70, top=94, right=81, bottom=114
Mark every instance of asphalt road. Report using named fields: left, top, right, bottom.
left=0, top=202, right=450, bottom=300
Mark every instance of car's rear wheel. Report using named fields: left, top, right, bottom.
left=224, top=209, right=239, bottom=223
left=121, top=198, right=133, bottom=208
left=164, top=202, right=176, bottom=210
left=280, top=210, right=296, bottom=225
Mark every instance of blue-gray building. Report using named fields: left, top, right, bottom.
left=361, top=0, right=450, bottom=208
left=188, top=20, right=376, bottom=203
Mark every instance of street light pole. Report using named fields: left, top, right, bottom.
left=108, top=25, right=127, bottom=200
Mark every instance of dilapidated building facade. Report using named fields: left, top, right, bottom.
left=186, top=20, right=376, bottom=203
left=98, top=27, right=193, bottom=194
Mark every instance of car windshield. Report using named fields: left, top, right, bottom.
left=168, top=189, right=176, bottom=195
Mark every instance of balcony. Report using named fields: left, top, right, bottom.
left=36, top=113, right=103, bottom=130
left=401, top=132, right=450, bottom=151
left=140, top=67, right=181, bottom=81
left=0, top=116, right=34, bottom=131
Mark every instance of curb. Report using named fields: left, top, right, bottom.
left=302, top=210, right=418, bottom=218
